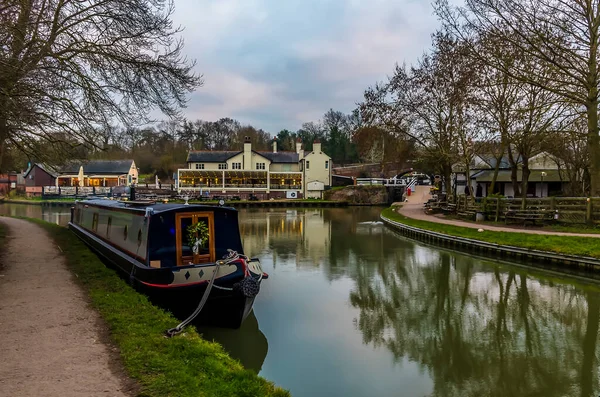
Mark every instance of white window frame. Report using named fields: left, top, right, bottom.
left=232, top=162, right=242, bottom=170
left=325, top=161, right=329, bottom=169
left=306, top=161, right=310, bottom=170
left=195, top=163, right=205, bottom=170
left=256, top=163, right=265, bottom=170
left=218, top=163, right=228, bottom=170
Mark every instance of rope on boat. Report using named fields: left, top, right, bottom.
left=165, top=249, right=239, bottom=338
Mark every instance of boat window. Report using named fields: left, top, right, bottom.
left=175, top=212, right=215, bottom=266
left=107, top=217, right=112, bottom=238
left=92, top=213, right=98, bottom=232
left=123, top=225, right=128, bottom=241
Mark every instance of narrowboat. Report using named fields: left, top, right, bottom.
left=68, top=198, right=267, bottom=328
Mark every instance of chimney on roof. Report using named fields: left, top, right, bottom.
left=313, top=139, right=322, bottom=153
left=243, top=136, right=252, bottom=170
left=296, top=138, right=304, bottom=160
left=272, top=137, right=277, bottom=153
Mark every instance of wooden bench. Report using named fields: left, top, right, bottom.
left=457, top=210, right=477, bottom=220
left=442, top=203, right=457, bottom=215
left=504, top=209, right=554, bottom=225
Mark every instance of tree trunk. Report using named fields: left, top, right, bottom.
left=489, top=155, right=502, bottom=195
left=443, top=163, right=452, bottom=198
left=587, top=100, right=600, bottom=197
left=521, top=156, right=530, bottom=201
left=510, top=165, right=520, bottom=198
left=0, top=116, right=8, bottom=174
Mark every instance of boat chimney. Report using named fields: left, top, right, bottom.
left=129, top=185, right=136, bottom=201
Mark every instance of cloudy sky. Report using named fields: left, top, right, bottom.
left=171, top=0, right=445, bottom=133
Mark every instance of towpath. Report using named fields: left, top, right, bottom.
left=0, top=217, right=135, bottom=396
left=396, top=185, right=600, bottom=238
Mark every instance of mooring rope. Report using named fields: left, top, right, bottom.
left=165, top=249, right=240, bottom=337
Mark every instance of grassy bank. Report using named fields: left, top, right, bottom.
left=31, top=220, right=288, bottom=397
left=381, top=207, right=600, bottom=259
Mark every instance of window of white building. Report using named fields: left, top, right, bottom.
left=256, top=163, right=265, bottom=170
left=195, top=163, right=205, bottom=170
left=232, top=162, right=241, bottom=170
left=219, top=163, right=228, bottom=170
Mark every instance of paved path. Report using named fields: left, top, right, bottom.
left=397, top=186, right=600, bottom=238
left=0, top=217, right=135, bottom=396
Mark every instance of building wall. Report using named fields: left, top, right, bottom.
left=189, top=162, right=224, bottom=171
left=303, top=144, right=331, bottom=198
left=188, top=153, right=273, bottom=172
left=529, top=153, right=557, bottom=170
left=270, top=163, right=300, bottom=172
left=25, top=166, right=55, bottom=187
left=128, top=161, right=138, bottom=184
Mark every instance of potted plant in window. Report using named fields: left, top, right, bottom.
left=187, top=221, right=209, bottom=255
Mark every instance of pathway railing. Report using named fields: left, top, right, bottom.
left=453, top=196, right=600, bottom=225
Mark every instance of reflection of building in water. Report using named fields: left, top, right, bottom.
left=239, top=209, right=331, bottom=267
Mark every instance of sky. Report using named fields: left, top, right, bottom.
left=171, top=0, right=445, bottom=134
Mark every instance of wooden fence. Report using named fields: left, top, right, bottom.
left=455, top=196, right=600, bottom=225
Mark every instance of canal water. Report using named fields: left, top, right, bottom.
left=1, top=203, right=600, bottom=397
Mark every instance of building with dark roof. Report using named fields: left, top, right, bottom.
left=177, top=137, right=331, bottom=199
left=56, top=159, right=138, bottom=187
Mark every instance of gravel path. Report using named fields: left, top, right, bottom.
left=0, top=217, right=136, bottom=397
left=396, top=185, right=600, bottom=238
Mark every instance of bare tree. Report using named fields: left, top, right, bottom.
left=360, top=32, right=474, bottom=194
left=436, top=0, right=600, bottom=196
left=0, top=0, right=201, bottom=170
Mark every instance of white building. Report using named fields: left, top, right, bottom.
left=177, top=137, right=332, bottom=199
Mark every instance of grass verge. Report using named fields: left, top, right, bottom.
left=30, top=219, right=289, bottom=397
left=381, top=207, right=600, bottom=259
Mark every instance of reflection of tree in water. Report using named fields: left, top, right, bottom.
left=350, top=251, right=600, bottom=397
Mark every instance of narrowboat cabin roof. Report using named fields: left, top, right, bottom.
left=77, top=199, right=238, bottom=215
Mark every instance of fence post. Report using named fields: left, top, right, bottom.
left=586, top=198, right=593, bottom=225
left=495, top=198, right=501, bottom=222
left=550, top=196, right=556, bottom=211
left=521, top=196, right=526, bottom=210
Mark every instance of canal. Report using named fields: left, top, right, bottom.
left=1, top=203, right=600, bottom=397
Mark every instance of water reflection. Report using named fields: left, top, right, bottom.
left=241, top=207, right=600, bottom=397
left=198, top=311, right=268, bottom=373
left=348, top=238, right=600, bottom=396
left=0, top=203, right=70, bottom=226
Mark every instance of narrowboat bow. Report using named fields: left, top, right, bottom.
left=68, top=199, right=267, bottom=328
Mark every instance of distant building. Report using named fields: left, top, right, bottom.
left=56, top=160, right=138, bottom=187
left=177, top=137, right=332, bottom=199
left=24, top=163, right=57, bottom=187
left=453, top=152, right=569, bottom=198
left=0, top=172, right=17, bottom=196
left=22, top=163, right=58, bottom=197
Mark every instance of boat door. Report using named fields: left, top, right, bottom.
left=175, top=212, right=216, bottom=266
